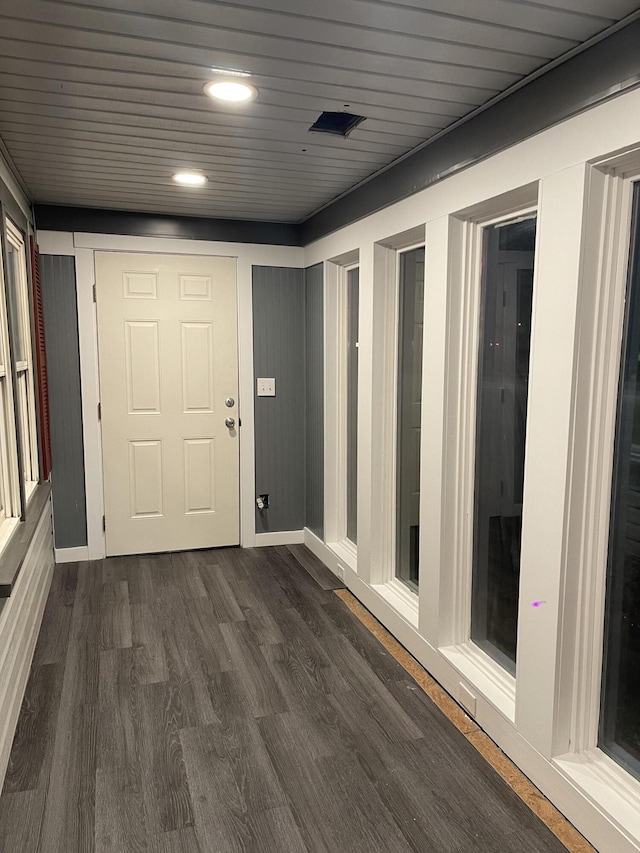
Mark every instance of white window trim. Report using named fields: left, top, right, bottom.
left=5, top=218, right=39, bottom=493
left=428, top=186, right=540, bottom=719
left=0, top=230, right=21, bottom=543
left=325, top=254, right=361, bottom=560
left=549, top=152, right=640, bottom=842
left=369, top=231, right=424, bottom=618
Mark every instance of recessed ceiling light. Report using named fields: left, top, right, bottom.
left=172, top=171, right=208, bottom=186
left=204, top=79, right=257, bottom=103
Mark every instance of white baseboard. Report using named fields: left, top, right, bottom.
left=54, top=545, right=89, bottom=564
left=0, top=499, right=54, bottom=791
left=254, top=530, right=305, bottom=547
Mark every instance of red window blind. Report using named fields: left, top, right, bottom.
left=29, top=237, right=51, bottom=480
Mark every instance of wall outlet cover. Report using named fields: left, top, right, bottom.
left=257, top=377, right=276, bottom=396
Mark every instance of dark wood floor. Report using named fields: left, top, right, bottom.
left=0, top=545, right=570, bottom=853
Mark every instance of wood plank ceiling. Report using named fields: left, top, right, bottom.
left=0, top=0, right=638, bottom=223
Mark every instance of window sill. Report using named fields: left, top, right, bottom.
left=439, top=640, right=516, bottom=723
left=372, top=577, right=419, bottom=629
left=554, top=748, right=640, bottom=842
left=328, top=538, right=357, bottom=573
left=0, top=482, right=51, bottom=597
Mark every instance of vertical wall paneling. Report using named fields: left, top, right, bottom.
left=252, top=266, right=305, bottom=532
left=41, top=256, right=88, bottom=548
left=305, top=263, right=324, bottom=538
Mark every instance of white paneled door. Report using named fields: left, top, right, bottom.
left=96, top=252, right=239, bottom=556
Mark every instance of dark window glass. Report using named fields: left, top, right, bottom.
left=601, top=184, right=640, bottom=778
left=346, top=267, right=359, bottom=544
left=5, top=240, right=27, bottom=363
left=471, top=216, right=536, bottom=673
left=396, top=248, right=424, bottom=590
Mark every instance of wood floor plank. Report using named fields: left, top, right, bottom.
left=100, top=580, right=133, bottom=650
left=244, top=805, right=309, bottom=853
left=256, top=710, right=358, bottom=853
left=185, top=597, right=234, bottom=680
left=196, top=562, right=245, bottom=623
left=148, top=827, right=201, bottom=853
left=286, top=544, right=345, bottom=590
left=139, top=681, right=195, bottom=834
left=319, top=692, right=494, bottom=852
left=38, top=700, right=97, bottom=852
left=95, top=765, right=148, bottom=853
left=97, top=649, right=141, bottom=783
left=131, top=601, right=169, bottom=685
left=169, top=552, right=209, bottom=601
left=2, top=663, right=65, bottom=794
left=229, top=576, right=285, bottom=645
left=262, top=547, right=333, bottom=609
left=75, top=561, right=104, bottom=617
left=319, top=597, right=411, bottom=683
left=218, top=620, right=289, bottom=718
left=31, top=599, right=73, bottom=666
left=267, top=605, right=350, bottom=694
left=48, top=561, right=79, bottom=608
left=181, top=719, right=287, bottom=853
left=120, top=558, right=170, bottom=685
left=31, top=563, right=78, bottom=666
left=161, top=618, right=218, bottom=729
left=313, top=749, right=415, bottom=853
left=0, top=789, right=47, bottom=853
left=259, top=642, right=329, bottom=712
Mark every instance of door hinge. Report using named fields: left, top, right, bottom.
left=93, top=284, right=97, bottom=303
left=97, top=402, right=101, bottom=421
left=102, top=515, right=106, bottom=532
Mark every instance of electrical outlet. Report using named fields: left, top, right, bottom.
left=335, top=564, right=345, bottom=580
left=256, top=377, right=276, bottom=397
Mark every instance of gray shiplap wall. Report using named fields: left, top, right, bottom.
left=253, top=266, right=306, bottom=533
left=305, top=263, right=324, bottom=538
left=41, top=255, right=87, bottom=549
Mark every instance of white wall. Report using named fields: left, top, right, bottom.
left=0, top=498, right=54, bottom=791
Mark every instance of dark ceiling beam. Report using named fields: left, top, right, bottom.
left=33, top=204, right=303, bottom=246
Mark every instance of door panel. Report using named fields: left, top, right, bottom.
left=96, top=252, right=239, bottom=556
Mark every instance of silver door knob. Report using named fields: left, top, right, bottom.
left=225, top=417, right=235, bottom=429
left=225, top=397, right=235, bottom=408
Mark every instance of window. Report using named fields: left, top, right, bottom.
left=346, top=266, right=359, bottom=545
left=470, top=215, right=537, bottom=674
left=0, top=249, right=17, bottom=527
left=396, top=247, right=424, bottom=590
left=601, top=183, right=640, bottom=779
left=0, top=216, right=41, bottom=544
left=5, top=220, right=39, bottom=497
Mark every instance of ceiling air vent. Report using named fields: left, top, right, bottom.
left=309, top=111, right=366, bottom=137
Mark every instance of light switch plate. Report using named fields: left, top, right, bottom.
left=257, top=377, right=276, bottom=396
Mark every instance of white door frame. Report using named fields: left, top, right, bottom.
left=37, top=229, right=304, bottom=560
